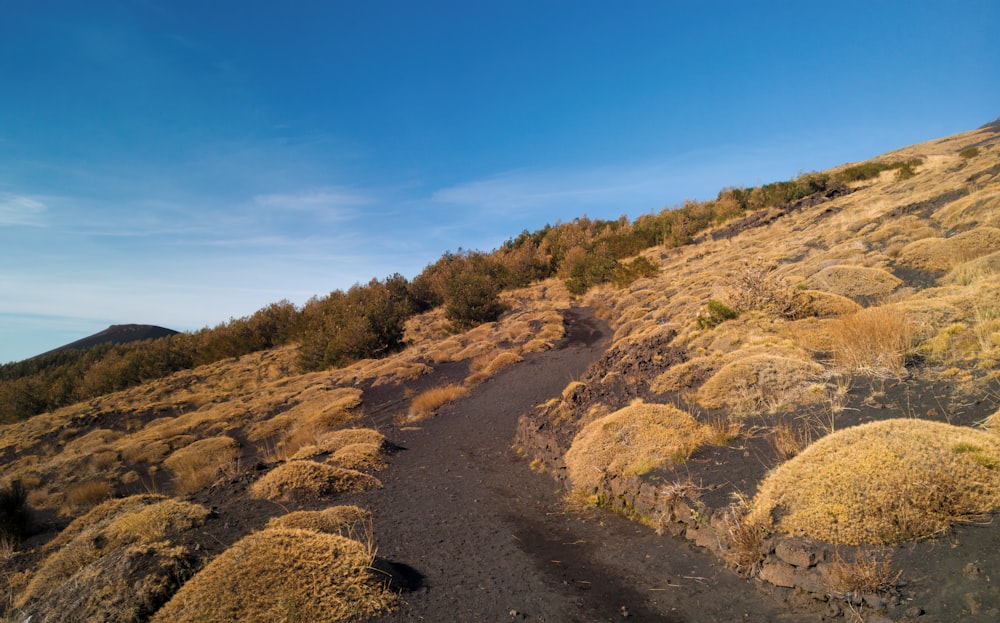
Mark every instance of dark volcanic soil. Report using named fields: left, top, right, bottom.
left=351, top=309, right=796, bottom=623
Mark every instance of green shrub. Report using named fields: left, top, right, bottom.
left=444, top=269, right=507, bottom=330
left=895, top=161, right=918, bottom=180
left=611, top=256, right=660, bottom=288
left=298, top=275, right=415, bottom=370
left=696, top=299, right=740, bottom=329
left=959, top=146, right=980, bottom=159
left=835, top=158, right=922, bottom=184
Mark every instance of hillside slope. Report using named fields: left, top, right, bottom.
left=1, top=122, right=999, bottom=622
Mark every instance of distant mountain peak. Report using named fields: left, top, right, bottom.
left=43, top=324, right=179, bottom=355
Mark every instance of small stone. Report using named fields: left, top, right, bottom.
left=903, top=605, right=925, bottom=618
left=966, top=592, right=983, bottom=615
left=822, top=600, right=842, bottom=618
left=759, top=560, right=798, bottom=588
left=775, top=537, right=818, bottom=568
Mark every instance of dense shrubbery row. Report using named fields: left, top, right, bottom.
left=1, top=158, right=917, bottom=422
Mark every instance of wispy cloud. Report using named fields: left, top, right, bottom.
left=0, top=193, right=48, bottom=226
left=430, top=168, right=649, bottom=214
left=252, top=188, right=373, bottom=220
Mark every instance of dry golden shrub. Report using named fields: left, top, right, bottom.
left=747, top=419, right=1000, bottom=545
left=18, top=496, right=209, bottom=615
left=246, top=387, right=362, bottom=443
left=828, top=547, right=902, bottom=597
left=62, top=428, right=122, bottom=454
left=43, top=495, right=167, bottom=552
left=649, top=356, right=721, bottom=394
left=367, top=360, right=430, bottom=386
left=407, top=384, right=468, bottom=421
left=943, top=250, right=1000, bottom=286
left=894, top=297, right=960, bottom=341
left=294, top=387, right=363, bottom=429
left=163, top=436, right=240, bottom=495
left=150, top=528, right=395, bottom=623
left=266, top=505, right=371, bottom=536
left=564, top=401, right=712, bottom=494
left=806, top=265, right=902, bottom=300
left=427, top=338, right=464, bottom=363
left=451, top=340, right=493, bottom=362
left=290, top=428, right=386, bottom=461
left=329, top=443, right=385, bottom=471
left=536, top=324, right=566, bottom=342
left=119, top=438, right=172, bottom=464
left=694, top=354, right=824, bottom=414
left=897, top=226, right=1000, bottom=271
left=518, top=338, right=553, bottom=353
left=766, top=420, right=812, bottom=461
left=794, top=289, right=863, bottom=317
left=465, top=351, right=523, bottom=385
left=61, top=479, right=114, bottom=516
left=249, top=461, right=381, bottom=503
left=561, top=381, right=586, bottom=400
left=830, top=306, right=913, bottom=377
left=778, top=317, right=840, bottom=354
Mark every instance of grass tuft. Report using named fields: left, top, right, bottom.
left=163, top=436, right=240, bottom=494
left=748, top=419, right=1000, bottom=545
left=564, top=401, right=713, bottom=495
left=249, top=461, right=381, bottom=503
left=150, top=528, right=395, bottom=623
left=407, top=384, right=468, bottom=421
left=830, top=306, right=913, bottom=378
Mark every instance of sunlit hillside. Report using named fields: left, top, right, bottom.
left=2, top=121, right=999, bottom=622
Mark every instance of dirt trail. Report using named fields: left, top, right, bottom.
left=355, top=309, right=792, bottom=623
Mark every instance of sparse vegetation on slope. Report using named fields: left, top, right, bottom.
left=1, top=122, right=998, bottom=622
left=16, top=495, right=210, bottom=622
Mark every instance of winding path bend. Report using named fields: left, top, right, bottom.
left=358, top=308, right=786, bottom=623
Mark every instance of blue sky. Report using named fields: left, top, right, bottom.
left=1, top=1, right=998, bottom=363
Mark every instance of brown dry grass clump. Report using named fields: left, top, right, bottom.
left=60, top=479, right=114, bottom=515
left=695, top=353, right=824, bottom=415
left=328, top=443, right=386, bottom=471
left=407, top=384, right=468, bottom=421
left=266, top=505, right=372, bottom=536
left=17, top=495, right=210, bottom=621
left=564, top=401, right=713, bottom=494
left=151, top=527, right=395, bottom=623
left=830, top=305, right=913, bottom=377
left=163, top=435, right=240, bottom=494
left=289, top=427, right=386, bottom=461
left=943, top=250, right=1000, bottom=286
left=747, top=419, right=1000, bottom=545
left=897, top=227, right=1000, bottom=271
left=247, top=387, right=363, bottom=444
left=249, top=461, right=381, bottom=503
left=806, top=265, right=902, bottom=300
left=465, top=351, right=524, bottom=386
left=794, top=289, right=863, bottom=318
